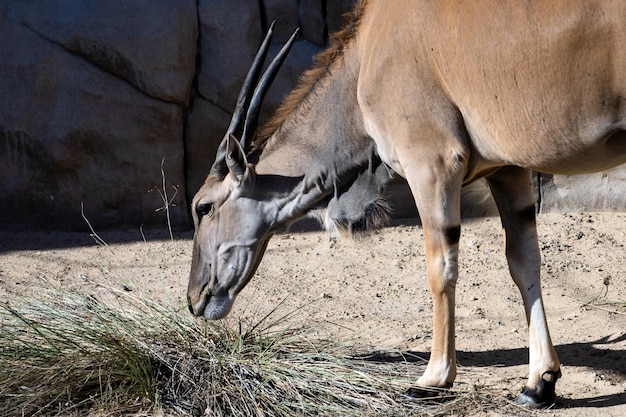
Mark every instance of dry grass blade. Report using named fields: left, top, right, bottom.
left=0, top=282, right=529, bottom=416
left=0, top=290, right=156, bottom=416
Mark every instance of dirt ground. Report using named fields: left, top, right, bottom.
left=1, top=212, right=625, bottom=416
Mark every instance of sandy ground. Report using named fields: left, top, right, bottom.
left=1, top=212, right=625, bottom=416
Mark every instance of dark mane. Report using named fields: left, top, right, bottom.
left=252, top=0, right=368, bottom=150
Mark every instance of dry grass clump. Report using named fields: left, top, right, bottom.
left=0, top=283, right=528, bottom=416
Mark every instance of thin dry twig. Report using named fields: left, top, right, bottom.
left=80, top=202, right=113, bottom=252
left=148, top=157, right=179, bottom=241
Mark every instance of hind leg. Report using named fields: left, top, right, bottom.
left=487, top=166, right=561, bottom=407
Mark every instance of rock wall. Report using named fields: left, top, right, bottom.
left=0, top=0, right=624, bottom=231
left=0, top=0, right=346, bottom=231
left=0, top=0, right=197, bottom=231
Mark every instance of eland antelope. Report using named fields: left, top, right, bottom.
left=187, top=0, right=626, bottom=407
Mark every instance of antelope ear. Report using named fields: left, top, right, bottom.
left=226, top=133, right=248, bottom=182
left=209, top=135, right=228, bottom=178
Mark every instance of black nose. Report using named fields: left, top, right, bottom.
left=187, top=296, right=196, bottom=315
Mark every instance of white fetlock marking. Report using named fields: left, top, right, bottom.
left=418, top=360, right=455, bottom=387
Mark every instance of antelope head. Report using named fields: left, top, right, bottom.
left=188, top=23, right=395, bottom=320
left=187, top=24, right=299, bottom=320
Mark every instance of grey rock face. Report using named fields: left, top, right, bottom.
left=0, top=1, right=192, bottom=230
left=0, top=0, right=623, bottom=231
left=7, top=0, right=197, bottom=104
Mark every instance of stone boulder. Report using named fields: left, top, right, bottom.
left=8, top=0, right=197, bottom=104
left=0, top=1, right=195, bottom=231
left=538, top=168, right=626, bottom=213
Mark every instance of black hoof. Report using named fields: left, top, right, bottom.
left=515, top=369, right=561, bottom=408
left=405, top=384, right=453, bottom=402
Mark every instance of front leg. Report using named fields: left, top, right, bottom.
left=404, top=162, right=464, bottom=391
left=487, top=166, right=561, bottom=408
left=417, top=219, right=461, bottom=389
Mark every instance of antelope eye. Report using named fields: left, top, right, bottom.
left=196, top=202, right=214, bottom=218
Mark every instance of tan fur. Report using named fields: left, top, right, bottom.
left=190, top=0, right=625, bottom=407
left=254, top=1, right=368, bottom=149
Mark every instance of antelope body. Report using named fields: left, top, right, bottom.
left=188, top=0, right=626, bottom=407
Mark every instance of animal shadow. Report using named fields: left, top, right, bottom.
left=357, top=333, right=626, bottom=409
